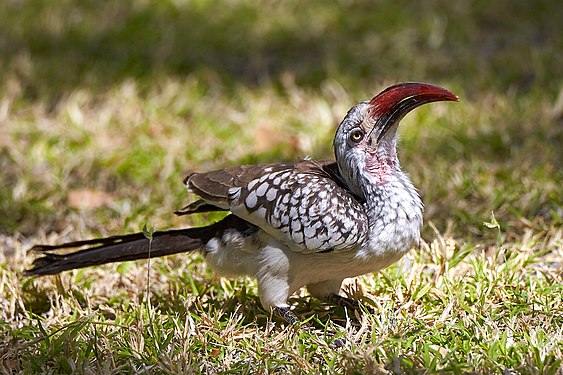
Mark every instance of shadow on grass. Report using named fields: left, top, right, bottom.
left=1, top=0, right=561, bottom=101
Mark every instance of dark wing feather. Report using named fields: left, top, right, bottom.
left=185, top=160, right=368, bottom=253
left=174, top=200, right=226, bottom=216
left=186, top=163, right=295, bottom=207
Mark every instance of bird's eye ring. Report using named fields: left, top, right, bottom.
left=349, top=129, right=364, bottom=143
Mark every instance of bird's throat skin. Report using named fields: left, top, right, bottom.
left=364, top=146, right=397, bottom=184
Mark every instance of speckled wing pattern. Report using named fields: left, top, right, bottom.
left=186, top=160, right=368, bottom=253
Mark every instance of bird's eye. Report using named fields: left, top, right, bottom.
left=349, top=129, right=364, bottom=143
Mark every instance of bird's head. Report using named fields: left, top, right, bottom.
left=334, top=82, right=457, bottom=198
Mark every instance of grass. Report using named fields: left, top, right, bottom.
left=1, top=0, right=562, bottom=373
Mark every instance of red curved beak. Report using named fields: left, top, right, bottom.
left=368, top=82, right=458, bottom=142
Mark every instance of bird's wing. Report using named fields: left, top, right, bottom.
left=186, top=160, right=368, bottom=253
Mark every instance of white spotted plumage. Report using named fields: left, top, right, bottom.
left=225, top=167, right=369, bottom=254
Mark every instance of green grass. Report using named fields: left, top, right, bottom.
left=1, top=0, right=562, bottom=373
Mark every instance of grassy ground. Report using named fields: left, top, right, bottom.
left=1, top=0, right=562, bottom=373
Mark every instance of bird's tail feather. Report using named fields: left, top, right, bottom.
left=26, top=214, right=259, bottom=276
left=26, top=228, right=206, bottom=276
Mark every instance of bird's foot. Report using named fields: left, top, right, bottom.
left=271, top=304, right=356, bottom=348
left=326, top=293, right=375, bottom=314
left=331, top=337, right=347, bottom=348
left=271, top=306, right=348, bottom=348
left=272, top=306, right=301, bottom=325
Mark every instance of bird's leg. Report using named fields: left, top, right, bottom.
left=272, top=306, right=301, bottom=325
left=258, top=274, right=300, bottom=325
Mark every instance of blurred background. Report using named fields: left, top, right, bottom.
left=0, top=0, right=561, bottom=244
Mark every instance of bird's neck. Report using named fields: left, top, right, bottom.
left=362, top=168, right=421, bottom=217
left=358, top=165, right=424, bottom=255
left=335, top=149, right=424, bottom=245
